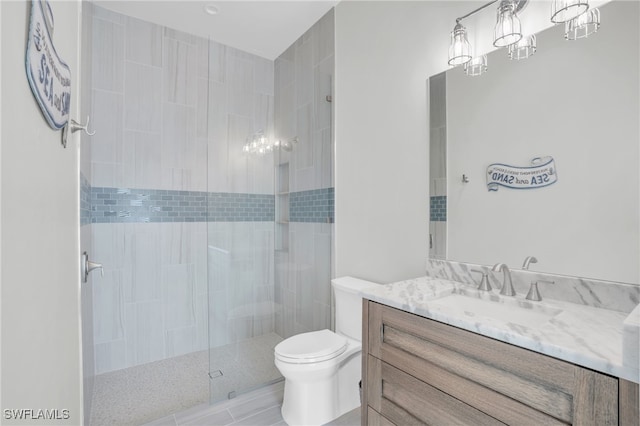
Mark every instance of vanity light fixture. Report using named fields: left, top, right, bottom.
left=551, top=0, right=589, bottom=24
left=445, top=0, right=600, bottom=75
left=565, top=8, right=600, bottom=40
left=464, top=55, right=488, bottom=76
left=493, top=0, right=523, bottom=47
left=448, top=22, right=473, bottom=66
left=447, top=0, right=529, bottom=72
left=508, top=34, right=536, bottom=60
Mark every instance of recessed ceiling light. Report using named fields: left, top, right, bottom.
left=204, top=4, right=219, bottom=15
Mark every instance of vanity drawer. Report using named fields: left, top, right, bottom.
left=367, top=355, right=503, bottom=425
left=365, top=301, right=619, bottom=425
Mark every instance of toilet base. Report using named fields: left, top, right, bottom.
left=278, top=350, right=361, bottom=426
left=281, top=375, right=338, bottom=425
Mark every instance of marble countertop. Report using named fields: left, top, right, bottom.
left=361, top=276, right=640, bottom=384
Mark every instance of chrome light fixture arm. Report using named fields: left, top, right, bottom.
left=456, top=0, right=498, bottom=24
left=454, top=0, right=528, bottom=25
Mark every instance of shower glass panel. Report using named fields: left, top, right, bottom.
left=206, top=8, right=335, bottom=404
left=206, top=39, right=282, bottom=403
left=86, top=5, right=213, bottom=424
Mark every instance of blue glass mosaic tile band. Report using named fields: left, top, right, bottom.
left=290, top=187, right=334, bottom=223
left=90, top=187, right=274, bottom=224
left=208, top=192, right=275, bottom=222
left=81, top=173, right=92, bottom=226
left=430, top=195, right=447, bottom=222
left=82, top=179, right=335, bottom=225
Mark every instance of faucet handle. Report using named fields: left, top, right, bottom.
left=470, top=269, right=492, bottom=292
left=526, top=280, right=555, bottom=301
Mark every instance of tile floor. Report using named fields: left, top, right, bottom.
left=143, top=381, right=361, bottom=426
left=90, top=333, right=283, bottom=426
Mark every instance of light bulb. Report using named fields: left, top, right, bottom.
left=508, top=34, right=536, bottom=60
left=551, top=0, right=589, bottom=23
left=464, top=55, right=488, bottom=76
left=494, top=1, right=523, bottom=47
left=565, top=7, right=599, bottom=40
left=448, top=23, right=473, bottom=66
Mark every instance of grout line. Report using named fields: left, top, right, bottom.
left=121, top=127, right=162, bottom=135
left=222, top=408, right=234, bottom=426
left=92, top=87, right=124, bottom=96
left=124, top=57, right=163, bottom=70
left=93, top=16, right=124, bottom=28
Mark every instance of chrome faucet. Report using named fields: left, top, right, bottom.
left=492, top=263, right=516, bottom=296
left=522, top=256, right=538, bottom=270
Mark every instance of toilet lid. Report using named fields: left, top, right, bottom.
left=275, top=329, right=347, bottom=364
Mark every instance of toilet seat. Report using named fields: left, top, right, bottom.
left=275, top=329, right=347, bottom=364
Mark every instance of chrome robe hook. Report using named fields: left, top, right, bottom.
left=61, top=116, right=95, bottom=148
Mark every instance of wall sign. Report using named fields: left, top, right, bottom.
left=25, top=0, right=71, bottom=130
left=487, top=156, right=558, bottom=191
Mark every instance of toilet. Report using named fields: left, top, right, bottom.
left=274, top=276, right=378, bottom=425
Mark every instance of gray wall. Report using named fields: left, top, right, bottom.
left=334, top=1, right=435, bottom=284
left=1, top=1, right=83, bottom=423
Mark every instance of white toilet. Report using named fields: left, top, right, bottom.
left=274, top=276, right=378, bottom=425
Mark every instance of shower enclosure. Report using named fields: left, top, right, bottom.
left=80, top=3, right=335, bottom=423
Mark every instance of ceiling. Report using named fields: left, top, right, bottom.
left=93, top=0, right=340, bottom=60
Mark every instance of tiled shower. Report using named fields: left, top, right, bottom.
left=80, top=3, right=334, bottom=425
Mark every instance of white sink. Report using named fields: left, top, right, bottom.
left=427, top=291, right=564, bottom=329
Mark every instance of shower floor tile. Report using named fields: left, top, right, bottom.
left=90, top=333, right=283, bottom=426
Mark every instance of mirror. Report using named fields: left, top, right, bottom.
left=429, top=0, right=639, bottom=284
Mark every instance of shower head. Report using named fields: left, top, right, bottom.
left=279, top=137, right=298, bottom=152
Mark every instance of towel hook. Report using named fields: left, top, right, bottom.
left=61, top=116, right=96, bottom=148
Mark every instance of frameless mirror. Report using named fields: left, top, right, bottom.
left=429, top=0, right=639, bottom=284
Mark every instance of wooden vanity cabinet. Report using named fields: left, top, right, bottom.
left=361, top=300, right=640, bottom=426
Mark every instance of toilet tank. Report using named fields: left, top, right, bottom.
left=332, top=277, right=379, bottom=341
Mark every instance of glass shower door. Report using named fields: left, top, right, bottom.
left=205, top=7, right=335, bottom=402
left=206, top=39, right=281, bottom=403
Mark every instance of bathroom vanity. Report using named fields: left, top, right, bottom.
left=360, top=277, right=640, bottom=425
